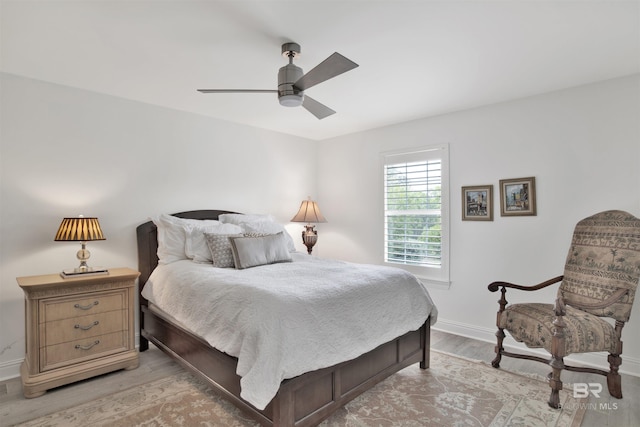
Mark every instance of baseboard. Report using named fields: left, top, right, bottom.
left=0, top=358, right=22, bottom=382
left=433, top=318, right=640, bottom=377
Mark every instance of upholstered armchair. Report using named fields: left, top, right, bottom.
left=488, top=210, right=640, bottom=408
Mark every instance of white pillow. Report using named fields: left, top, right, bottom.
left=152, top=214, right=189, bottom=264
left=228, top=232, right=292, bottom=269
left=241, top=222, right=296, bottom=252
left=151, top=214, right=222, bottom=264
left=218, top=213, right=276, bottom=225
left=186, top=223, right=244, bottom=263
left=218, top=213, right=296, bottom=252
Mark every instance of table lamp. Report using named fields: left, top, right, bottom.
left=55, top=216, right=107, bottom=276
left=291, top=197, right=327, bottom=254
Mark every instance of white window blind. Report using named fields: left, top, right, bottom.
left=382, top=145, right=449, bottom=285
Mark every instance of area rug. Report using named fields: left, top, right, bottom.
left=15, top=350, right=585, bottom=427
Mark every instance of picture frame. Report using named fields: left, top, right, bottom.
left=499, top=176, right=536, bottom=216
left=462, top=185, right=493, bottom=221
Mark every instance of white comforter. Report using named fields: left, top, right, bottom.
left=141, top=253, right=438, bottom=409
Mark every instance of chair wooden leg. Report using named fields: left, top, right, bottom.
left=491, top=286, right=508, bottom=369
left=548, top=356, right=564, bottom=409
left=492, top=328, right=505, bottom=368
left=548, top=297, right=566, bottom=409
left=607, top=353, right=623, bottom=398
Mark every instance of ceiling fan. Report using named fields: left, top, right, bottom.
left=197, top=42, right=358, bottom=120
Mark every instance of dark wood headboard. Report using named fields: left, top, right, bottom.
left=136, top=210, right=239, bottom=294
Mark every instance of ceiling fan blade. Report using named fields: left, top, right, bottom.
left=293, top=52, right=358, bottom=91
left=302, top=95, right=336, bottom=120
left=197, top=89, right=277, bottom=93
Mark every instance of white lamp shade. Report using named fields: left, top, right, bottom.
left=291, top=198, right=327, bottom=223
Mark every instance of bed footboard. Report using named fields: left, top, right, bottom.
left=142, top=305, right=430, bottom=427
left=271, top=318, right=430, bottom=426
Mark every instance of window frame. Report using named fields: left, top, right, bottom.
left=381, top=144, right=450, bottom=288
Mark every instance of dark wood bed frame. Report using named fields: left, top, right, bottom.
left=137, top=210, right=431, bottom=427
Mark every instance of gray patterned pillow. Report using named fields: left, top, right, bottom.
left=228, top=232, right=292, bottom=270
left=204, top=233, right=243, bottom=268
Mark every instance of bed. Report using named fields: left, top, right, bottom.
left=137, top=210, right=436, bottom=427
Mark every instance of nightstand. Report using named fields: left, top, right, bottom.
left=17, top=267, right=140, bottom=398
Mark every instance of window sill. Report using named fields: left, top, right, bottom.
left=383, top=261, right=450, bottom=290
left=414, top=276, right=451, bottom=290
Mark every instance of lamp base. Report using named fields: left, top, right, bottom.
left=60, top=241, right=109, bottom=278
left=301, top=225, right=318, bottom=255
left=61, top=267, right=109, bottom=278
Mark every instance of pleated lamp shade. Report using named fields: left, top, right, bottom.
left=291, top=198, right=327, bottom=224
left=55, top=217, right=106, bottom=241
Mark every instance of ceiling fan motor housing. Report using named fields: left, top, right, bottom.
left=278, top=63, right=304, bottom=107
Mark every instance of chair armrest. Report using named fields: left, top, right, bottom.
left=488, top=275, right=563, bottom=292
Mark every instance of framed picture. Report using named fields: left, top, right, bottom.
left=462, top=185, right=493, bottom=221
left=499, top=177, right=536, bottom=216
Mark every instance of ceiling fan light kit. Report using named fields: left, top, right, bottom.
left=198, top=42, right=358, bottom=119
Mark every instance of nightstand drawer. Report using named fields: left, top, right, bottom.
left=40, top=291, right=126, bottom=322
left=40, top=310, right=125, bottom=346
left=40, top=331, right=128, bottom=371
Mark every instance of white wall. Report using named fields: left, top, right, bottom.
left=2, top=72, right=639, bottom=382
left=0, top=73, right=317, bottom=379
left=317, top=74, right=640, bottom=375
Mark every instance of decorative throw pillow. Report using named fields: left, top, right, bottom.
left=186, top=223, right=243, bottom=263
left=228, top=232, right=292, bottom=270
left=204, top=233, right=243, bottom=268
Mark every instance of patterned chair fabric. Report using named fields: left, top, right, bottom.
left=559, top=210, right=640, bottom=322
left=499, top=303, right=617, bottom=355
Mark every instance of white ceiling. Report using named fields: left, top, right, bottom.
left=2, top=1, right=639, bottom=141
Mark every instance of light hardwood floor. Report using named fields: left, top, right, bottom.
left=1, top=330, right=638, bottom=426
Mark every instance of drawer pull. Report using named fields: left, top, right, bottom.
left=75, top=340, right=100, bottom=351
left=74, top=321, right=99, bottom=331
left=74, top=301, right=99, bottom=310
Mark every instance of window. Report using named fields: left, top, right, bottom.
left=382, top=144, right=449, bottom=286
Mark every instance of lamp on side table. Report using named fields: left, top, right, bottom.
left=291, top=197, right=327, bottom=255
left=55, top=216, right=107, bottom=277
